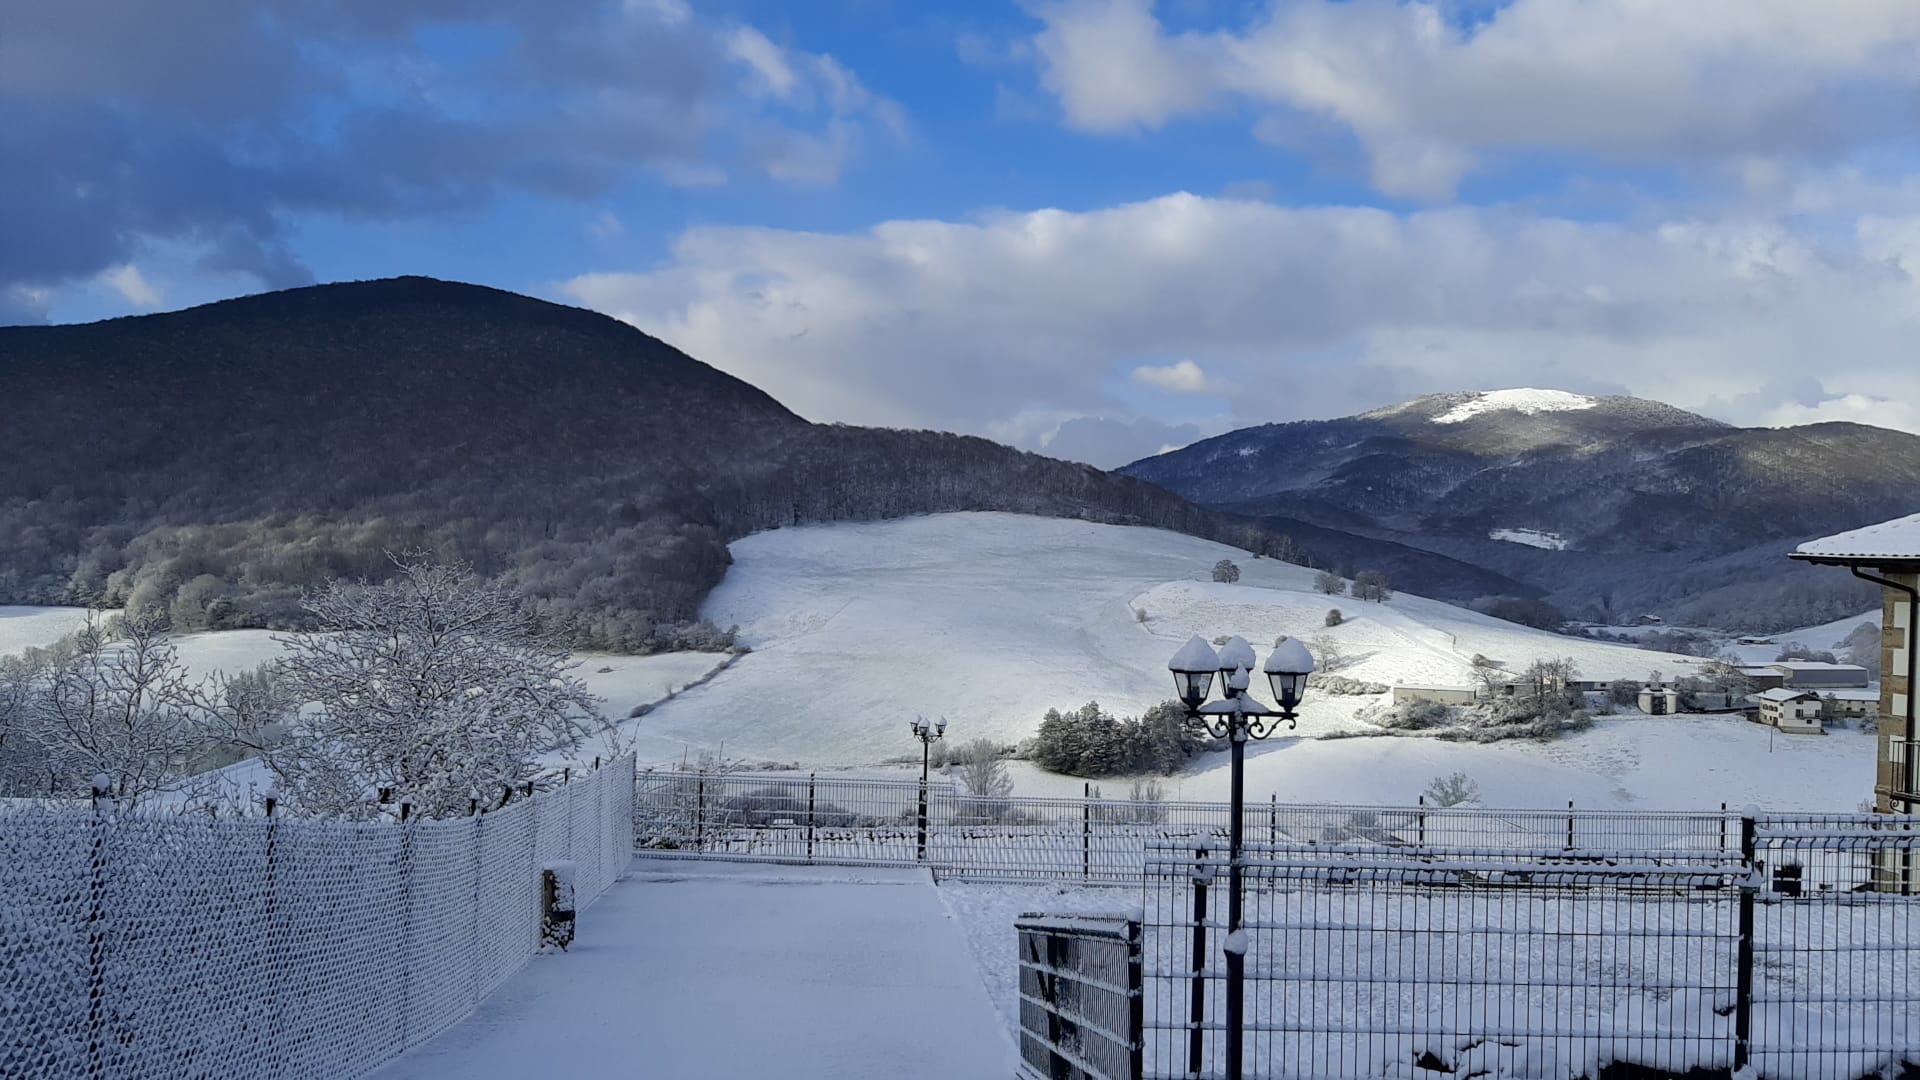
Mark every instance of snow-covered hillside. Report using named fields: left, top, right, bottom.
left=608, top=513, right=1875, bottom=810
left=5, top=516, right=1877, bottom=812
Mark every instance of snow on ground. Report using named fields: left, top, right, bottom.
left=369, top=860, right=1016, bottom=1080
left=940, top=879, right=1133, bottom=1044
left=0, top=605, right=99, bottom=658
left=1724, top=611, right=1880, bottom=665
left=637, top=513, right=1703, bottom=756
left=1489, top=527, right=1569, bottom=550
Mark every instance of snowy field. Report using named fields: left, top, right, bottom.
left=0, top=514, right=1882, bottom=812
left=0, top=605, right=97, bottom=659
left=622, top=513, right=1871, bottom=810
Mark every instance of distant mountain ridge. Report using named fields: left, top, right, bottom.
left=0, top=277, right=1527, bottom=649
left=1122, top=389, right=1920, bottom=630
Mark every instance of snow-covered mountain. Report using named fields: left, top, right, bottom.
left=1121, top=389, right=1920, bottom=630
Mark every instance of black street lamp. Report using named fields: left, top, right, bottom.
left=909, top=715, right=947, bottom=861
left=1170, top=633, right=1313, bottom=1079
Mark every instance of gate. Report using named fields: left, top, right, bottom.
left=1018, top=915, right=1145, bottom=1080
left=1142, top=839, right=1748, bottom=1079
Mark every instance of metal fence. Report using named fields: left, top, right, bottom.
left=1018, top=914, right=1145, bottom=1080
left=632, top=771, right=1742, bottom=883
left=1139, top=810, right=1920, bottom=1080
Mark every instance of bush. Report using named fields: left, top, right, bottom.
left=1325, top=608, right=1344, bottom=627
left=1212, top=559, right=1241, bottom=584
left=1423, top=772, right=1481, bottom=807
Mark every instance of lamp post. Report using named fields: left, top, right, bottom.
left=1169, top=633, right=1313, bottom=1080
left=909, top=716, right=947, bottom=861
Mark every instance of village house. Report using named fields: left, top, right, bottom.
left=1767, top=661, right=1872, bottom=689
left=1790, top=514, right=1919, bottom=817
left=1756, top=688, right=1824, bottom=734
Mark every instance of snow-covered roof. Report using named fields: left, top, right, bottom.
left=1768, top=661, right=1868, bottom=673
left=1794, top=512, right=1920, bottom=563
left=1432, top=389, right=1597, bottom=424
left=1395, top=683, right=1475, bottom=693
left=1758, top=687, right=1818, bottom=702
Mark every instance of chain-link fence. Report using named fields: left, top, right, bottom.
left=0, top=754, right=635, bottom=1080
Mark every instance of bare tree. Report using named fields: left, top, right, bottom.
left=1313, top=570, right=1346, bottom=596
left=1212, top=559, right=1241, bottom=584
left=1307, top=633, right=1345, bottom=673
left=955, top=737, right=1014, bottom=800
left=258, top=556, right=602, bottom=819
left=22, top=611, right=208, bottom=803
left=1423, top=772, right=1481, bottom=807
left=1352, top=570, right=1393, bottom=602
left=1469, top=654, right=1507, bottom=697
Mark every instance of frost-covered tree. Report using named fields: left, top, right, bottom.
left=18, top=611, right=207, bottom=802
left=1423, top=772, right=1481, bottom=807
left=259, top=557, right=601, bottom=818
left=1352, top=570, right=1393, bottom=602
left=1841, top=622, right=1882, bottom=677
left=1314, top=570, right=1346, bottom=596
left=955, top=738, right=1014, bottom=800
left=1307, top=633, right=1344, bottom=673
left=1324, top=608, right=1344, bottom=627
left=1212, top=559, right=1241, bottom=584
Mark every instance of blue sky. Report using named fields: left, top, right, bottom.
left=10, top=1, right=1920, bottom=465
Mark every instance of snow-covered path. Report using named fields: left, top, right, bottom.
left=367, top=860, right=1017, bottom=1079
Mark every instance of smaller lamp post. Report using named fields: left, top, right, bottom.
left=909, top=716, right=947, bottom=861
left=1169, top=633, right=1313, bottom=1080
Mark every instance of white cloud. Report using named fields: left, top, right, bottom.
left=1028, top=0, right=1920, bottom=198
left=101, top=264, right=162, bottom=308
left=727, top=27, right=801, bottom=100
left=558, top=192, right=1920, bottom=466
left=1131, top=360, right=1211, bottom=393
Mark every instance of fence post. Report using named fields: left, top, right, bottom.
left=916, top=776, right=929, bottom=864
left=807, top=773, right=816, bottom=863
left=1127, top=919, right=1145, bottom=1080
left=87, top=776, right=110, bottom=1080
left=470, top=808, right=484, bottom=1007
left=1417, top=794, right=1427, bottom=849
left=695, top=773, right=706, bottom=852
left=262, top=795, right=282, bottom=1074
left=1187, top=844, right=1211, bottom=1077
left=1083, top=782, right=1092, bottom=882
left=1734, top=816, right=1757, bottom=1073
left=398, top=804, right=415, bottom=1055
left=1269, top=793, right=1277, bottom=846
left=1565, top=799, right=1575, bottom=851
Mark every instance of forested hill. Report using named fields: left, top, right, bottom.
left=1, top=277, right=1509, bottom=650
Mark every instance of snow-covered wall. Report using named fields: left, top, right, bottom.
left=0, top=755, right=635, bottom=1080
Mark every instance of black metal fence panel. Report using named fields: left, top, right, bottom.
left=1017, top=915, right=1144, bottom=1080
left=631, top=771, right=1737, bottom=884
left=1139, top=815, right=1920, bottom=1080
